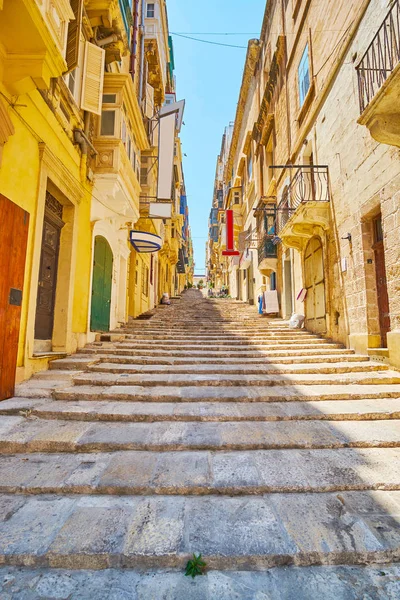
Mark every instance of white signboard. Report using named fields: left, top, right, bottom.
left=149, top=202, right=172, bottom=219
left=157, top=113, right=176, bottom=200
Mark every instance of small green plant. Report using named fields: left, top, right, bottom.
left=185, top=553, right=207, bottom=578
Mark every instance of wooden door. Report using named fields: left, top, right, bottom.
left=373, top=216, right=390, bottom=347
left=0, top=195, right=30, bottom=400
left=304, top=236, right=326, bottom=334
left=34, top=206, right=63, bottom=340
left=90, top=236, right=113, bottom=331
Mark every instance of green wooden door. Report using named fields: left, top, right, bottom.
left=90, top=236, right=113, bottom=331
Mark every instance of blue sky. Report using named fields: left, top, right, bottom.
left=167, top=0, right=266, bottom=274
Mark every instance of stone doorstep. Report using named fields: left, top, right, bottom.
left=0, top=492, right=400, bottom=570
left=70, top=371, right=400, bottom=388
left=1, top=416, right=400, bottom=453
left=0, top=448, right=400, bottom=495
left=52, top=383, right=400, bottom=403
left=2, top=397, right=400, bottom=423
left=1, top=564, right=400, bottom=599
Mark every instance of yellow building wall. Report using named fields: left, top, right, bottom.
left=0, top=85, right=93, bottom=378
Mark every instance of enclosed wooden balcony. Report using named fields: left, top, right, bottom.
left=357, top=0, right=400, bottom=147
left=276, top=166, right=331, bottom=251
left=85, top=0, right=131, bottom=63
left=0, top=0, right=73, bottom=93
left=92, top=73, right=148, bottom=221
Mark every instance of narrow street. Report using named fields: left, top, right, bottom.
left=0, top=290, right=400, bottom=596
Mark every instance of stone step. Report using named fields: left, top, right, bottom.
left=88, top=361, right=386, bottom=376
left=116, top=340, right=338, bottom=350
left=1, top=416, right=400, bottom=452
left=49, top=357, right=101, bottom=371
left=3, top=397, right=400, bottom=423
left=0, top=447, right=399, bottom=495
left=0, top=491, right=399, bottom=570
left=81, top=347, right=357, bottom=359
left=121, top=332, right=318, bottom=339
left=101, top=353, right=368, bottom=365
left=71, top=370, right=400, bottom=388
left=54, top=383, right=400, bottom=403
left=1, top=564, right=400, bottom=598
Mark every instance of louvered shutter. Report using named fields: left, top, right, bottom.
left=65, top=0, right=83, bottom=72
left=81, top=42, right=105, bottom=115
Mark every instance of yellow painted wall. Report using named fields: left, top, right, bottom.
left=0, top=85, right=93, bottom=375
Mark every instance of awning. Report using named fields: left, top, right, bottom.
left=129, top=230, right=162, bottom=253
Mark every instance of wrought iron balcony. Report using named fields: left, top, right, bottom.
left=257, top=236, right=278, bottom=265
left=356, top=0, right=400, bottom=113
left=276, top=165, right=330, bottom=234
left=271, top=165, right=331, bottom=250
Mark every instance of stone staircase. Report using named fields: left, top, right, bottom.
left=1, top=289, right=400, bottom=597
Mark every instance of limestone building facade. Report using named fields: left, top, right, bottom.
left=208, top=0, right=400, bottom=367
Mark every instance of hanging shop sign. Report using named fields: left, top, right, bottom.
left=222, top=209, right=240, bottom=256
left=149, top=202, right=172, bottom=219
left=129, top=230, right=162, bottom=253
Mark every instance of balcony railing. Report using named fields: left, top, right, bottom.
left=257, top=236, right=278, bottom=264
left=356, top=0, right=400, bottom=112
left=275, top=166, right=330, bottom=233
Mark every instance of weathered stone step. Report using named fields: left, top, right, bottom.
left=116, top=340, right=339, bottom=350
left=101, top=353, right=368, bottom=366
left=0, top=491, right=399, bottom=569
left=0, top=447, right=399, bottom=495
left=3, top=397, right=400, bottom=423
left=1, top=564, right=400, bottom=599
left=1, top=416, right=400, bottom=452
left=54, top=383, right=400, bottom=403
left=88, top=361, right=386, bottom=376
left=81, top=347, right=357, bottom=359
left=121, top=332, right=318, bottom=340
left=72, top=370, right=400, bottom=388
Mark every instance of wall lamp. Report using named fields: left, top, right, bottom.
left=341, top=233, right=352, bottom=242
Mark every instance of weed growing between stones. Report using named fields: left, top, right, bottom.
left=185, top=553, right=207, bottom=578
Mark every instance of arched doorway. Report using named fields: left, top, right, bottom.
left=304, top=236, right=326, bottom=333
left=90, top=236, right=113, bottom=332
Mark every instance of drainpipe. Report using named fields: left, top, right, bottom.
left=74, top=113, right=98, bottom=181
left=130, top=0, right=140, bottom=81
left=138, top=0, right=146, bottom=104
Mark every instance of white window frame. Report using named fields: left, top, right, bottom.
left=146, top=3, right=155, bottom=17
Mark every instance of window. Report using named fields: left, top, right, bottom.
left=121, top=119, right=126, bottom=145
left=100, top=110, right=116, bottom=135
left=247, top=153, right=253, bottom=181
left=298, top=44, right=310, bottom=107
left=67, top=69, right=77, bottom=96
left=103, top=94, right=116, bottom=104
left=146, top=3, right=155, bottom=17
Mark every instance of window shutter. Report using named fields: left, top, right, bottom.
left=65, top=0, right=83, bottom=72
left=81, top=42, right=105, bottom=115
